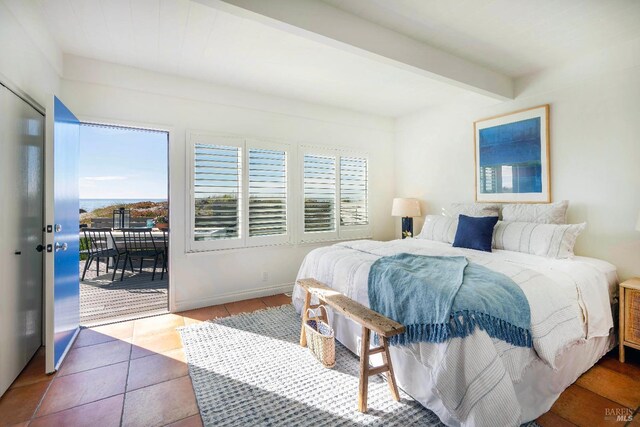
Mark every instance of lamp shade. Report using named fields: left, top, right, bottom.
left=392, top=198, right=421, bottom=217
left=636, top=211, right=640, bottom=232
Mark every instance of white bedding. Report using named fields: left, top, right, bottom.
left=292, top=239, right=615, bottom=426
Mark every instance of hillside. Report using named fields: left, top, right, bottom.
left=80, top=201, right=168, bottom=225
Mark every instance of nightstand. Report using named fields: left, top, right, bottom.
left=619, top=278, right=640, bottom=363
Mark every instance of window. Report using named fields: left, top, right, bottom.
left=189, top=134, right=370, bottom=251
left=300, top=146, right=370, bottom=242
left=248, top=145, right=288, bottom=242
left=340, top=156, right=368, bottom=227
left=189, top=134, right=290, bottom=251
left=193, top=141, right=242, bottom=245
left=303, top=154, right=336, bottom=234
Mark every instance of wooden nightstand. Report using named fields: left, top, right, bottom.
left=619, top=278, right=640, bottom=363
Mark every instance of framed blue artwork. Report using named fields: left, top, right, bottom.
left=474, top=105, right=550, bottom=203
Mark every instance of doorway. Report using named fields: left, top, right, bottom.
left=77, top=123, right=169, bottom=326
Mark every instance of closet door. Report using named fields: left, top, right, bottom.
left=0, top=86, right=44, bottom=395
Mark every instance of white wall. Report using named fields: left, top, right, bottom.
left=396, top=38, right=640, bottom=280
left=0, top=0, right=61, bottom=106
left=61, top=55, right=396, bottom=311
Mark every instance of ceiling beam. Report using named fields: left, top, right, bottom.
left=194, top=0, right=513, bottom=101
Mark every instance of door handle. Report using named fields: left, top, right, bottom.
left=54, top=242, right=68, bottom=252
left=36, top=244, right=45, bottom=252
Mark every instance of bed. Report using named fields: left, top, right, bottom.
left=292, top=238, right=616, bottom=426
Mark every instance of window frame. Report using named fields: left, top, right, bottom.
left=188, top=133, right=245, bottom=252
left=299, top=146, right=340, bottom=243
left=338, top=153, right=371, bottom=240
left=245, top=138, right=292, bottom=248
left=187, top=132, right=293, bottom=252
left=299, top=145, right=372, bottom=243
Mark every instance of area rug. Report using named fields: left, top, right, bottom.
left=178, top=304, right=540, bottom=427
left=178, top=304, right=445, bottom=426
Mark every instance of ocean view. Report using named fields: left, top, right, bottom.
left=80, top=198, right=167, bottom=212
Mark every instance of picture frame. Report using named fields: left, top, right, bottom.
left=474, top=104, right=550, bottom=203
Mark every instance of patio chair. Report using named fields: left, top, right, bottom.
left=82, top=228, right=130, bottom=282
left=120, top=228, right=164, bottom=281
left=159, top=229, right=168, bottom=280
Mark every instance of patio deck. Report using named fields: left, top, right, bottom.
left=79, top=260, right=168, bottom=326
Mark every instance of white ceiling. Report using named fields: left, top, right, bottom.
left=37, top=0, right=640, bottom=117
left=38, top=0, right=487, bottom=117
left=322, top=0, right=640, bottom=77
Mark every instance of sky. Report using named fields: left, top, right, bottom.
left=79, top=124, right=168, bottom=199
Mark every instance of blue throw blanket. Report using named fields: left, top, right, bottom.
left=368, top=253, right=532, bottom=347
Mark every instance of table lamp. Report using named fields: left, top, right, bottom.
left=392, top=198, right=421, bottom=238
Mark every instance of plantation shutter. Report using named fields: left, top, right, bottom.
left=340, top=157, right=368, bottom=226
left=193, top=143, right=242, bottom=242
left=303, top=154, right=336, bottom=233
left=248, top=148, right=287, bottom=237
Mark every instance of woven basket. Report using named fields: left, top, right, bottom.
left=304, top=305, right=336, bottom=368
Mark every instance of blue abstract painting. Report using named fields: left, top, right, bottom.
left=475, top=105, right=549, bottom=203
left=478, top=117, right=542, bottom=195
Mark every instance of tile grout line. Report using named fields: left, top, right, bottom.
left=120, top=320, right=136, bottom=427
left=30, top=393, right=126, bottom=422
left=28, top=371, right=58, bottom=422
left=160, top=413, right=200, bottom=427
left=126, top=372, right=191, bottom=394
left=56, top=350, right=132, bottom=378
left=27, top=361, right=130, bottom=420
left=6, top=297, right=287, bottom=425
left=27, top=361, right=189, bottom=421
left=83, top=308, right=171, bottom=329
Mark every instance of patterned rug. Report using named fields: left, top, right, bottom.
left=178, top=304, right=445, bottom=426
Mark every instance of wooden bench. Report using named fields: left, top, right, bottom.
left=297, top=278, right=405, bottom=413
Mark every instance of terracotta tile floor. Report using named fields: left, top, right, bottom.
left=1, top=292, right=638, bottom=427
left=0, top=294, right=290, bottom=427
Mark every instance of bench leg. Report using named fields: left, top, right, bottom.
left=381, top=336, right=400, bottom=401
left=358, top=326, right=371, bottom=413
left=299, top=290, right=312, bottom=347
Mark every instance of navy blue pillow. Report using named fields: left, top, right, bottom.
left=452, top=214, right=499, bottom=252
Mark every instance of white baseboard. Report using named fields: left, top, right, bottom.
left=173, top=282, right=295, bottom=312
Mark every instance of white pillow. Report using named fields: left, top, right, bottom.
left=445, top=203, right=500, bottom=219
left=493, top=221, right=585, bottom=258
left=501, top=200, right=569, bottom=224
left=417, top=215, right=457, bottom=243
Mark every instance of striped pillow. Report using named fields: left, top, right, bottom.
left=445, top=203, right=501, bottom=219
left=501, top=200, right=569, bottom=224
left=492, top=221, right=585, bottom=258
left=416, top=215, right=457, bottom=243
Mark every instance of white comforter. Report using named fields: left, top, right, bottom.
left=292, top=239, right=614, bottom=426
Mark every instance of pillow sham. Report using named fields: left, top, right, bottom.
left=501, top=200, right=569, bottom=224
left=445, top=202, right=500, bottom=219
left=453, top=214, right=499, bottom=252
left=493, top=221, right=585, bottom=258
left=416, top=215, right=457, bottom=243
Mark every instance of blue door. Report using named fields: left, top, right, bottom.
left=45, top=97, right=80, bottom=372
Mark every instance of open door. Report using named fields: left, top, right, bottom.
left=45, top=96, right=80, bottom=373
